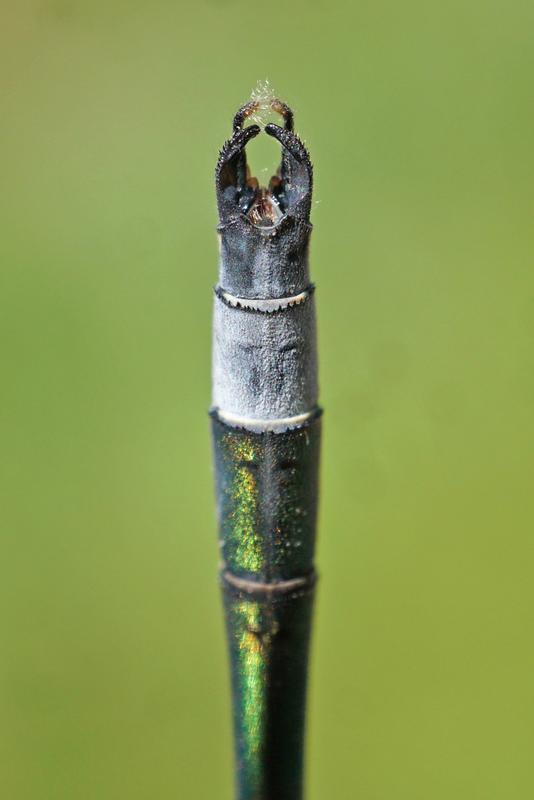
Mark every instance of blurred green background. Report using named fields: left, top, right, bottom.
left=1, top=1, right=533, bottom=798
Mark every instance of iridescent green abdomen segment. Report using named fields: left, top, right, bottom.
left=212, top=412, right=321, bottom=800
left=223, top=579, right=315, bottom=800
left=211, top=413, right=321, bottom=582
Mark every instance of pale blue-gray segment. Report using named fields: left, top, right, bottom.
left=212, top=294, right=318, bottom=420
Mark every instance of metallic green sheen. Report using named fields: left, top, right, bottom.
left=212, top=413, right=321, bottom=799
left=211, top=413, right=321, bottom=582
left=223, top=579, right=315, bottom=800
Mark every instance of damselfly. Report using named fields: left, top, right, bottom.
left=211, top=94, right=321, bottom=800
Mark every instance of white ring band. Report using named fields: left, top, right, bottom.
left=218, top=287, right=311, bottom=313
left=215, top=408, right=316, bottom=433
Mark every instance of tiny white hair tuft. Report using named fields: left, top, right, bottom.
left=249, top=79, right=275, bottom=126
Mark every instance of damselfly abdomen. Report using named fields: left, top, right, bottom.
left=211, top=95, right=321, bottom=800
